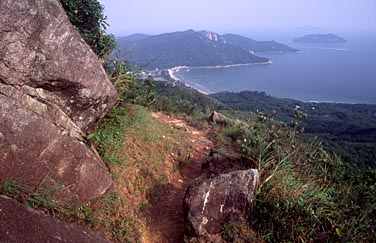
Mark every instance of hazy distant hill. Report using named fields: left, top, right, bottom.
left=224, top=34, right=299, bottom=53
left=117, top=33, right=150, bottom=43
left=293, top=33, right=347, bottom=44
left=114, top=30, right=297, bottom=70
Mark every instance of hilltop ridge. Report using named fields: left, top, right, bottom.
left=224, top=33, right=299, bottom=53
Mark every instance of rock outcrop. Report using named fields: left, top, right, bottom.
left=0, top=196, right=110, bottom=243
left=209, top=111, right=229, bottom=126
left=0, top=0, right=117, bottom=203
left=184, top=169, right=258, bottom=238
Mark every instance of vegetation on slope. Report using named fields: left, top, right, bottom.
left=154, top=81, right=229, bottom=115
left=218, top=112, right=375, bottom=242
left=211, top=90, right=376, bottom=170
left=154, top=82, right=376, bottom=242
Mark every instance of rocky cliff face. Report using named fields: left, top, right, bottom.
left=0, top=0, right=117, bottom=203
left=198, top=30, right=227, bottom=44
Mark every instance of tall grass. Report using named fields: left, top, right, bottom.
left=220, top=111, right=376, bottom=242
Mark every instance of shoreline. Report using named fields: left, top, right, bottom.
left=167, top=68, right=212, bottom=94
left=167, top=61, right=272, bottom=94
left=303, top=100, right=370, bottom=105
left=175, top=60, right=272, bottom=70
left=166, top=63, right=374, bottom=105
left=168, top=60, right=272, bottom=74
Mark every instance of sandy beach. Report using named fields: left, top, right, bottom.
left=185, top=60, right=272, bottom=70
left=167, top=61, right=272, bottom=94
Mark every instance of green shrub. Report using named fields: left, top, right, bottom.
left=105, top=60, right=157, bottom=107
left=154, top=81, right=228, bottom=115
left=60, top=0, right=115, bottom=58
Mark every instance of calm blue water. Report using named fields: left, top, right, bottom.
left=175, top=32, right=376, bottom=104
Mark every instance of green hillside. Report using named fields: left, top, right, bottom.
left=114, top=30, right=296, bottom=70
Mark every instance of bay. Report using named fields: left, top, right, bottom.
left=174, top=32, right=376, bottom=104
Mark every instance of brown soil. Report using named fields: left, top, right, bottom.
left=142, top=112, right=214, bottom=243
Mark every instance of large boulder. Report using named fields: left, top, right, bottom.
left=209, top=111, right=229, bottom=126
left=0, top=0, right=117, bottom=203
left=184, top=169, right=258, bottom=238
left=0, top=196, right=110, bottom=243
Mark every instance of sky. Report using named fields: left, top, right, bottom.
left=98, top=0, right=376, bottom=36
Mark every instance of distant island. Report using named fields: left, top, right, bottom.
left=293, top=33, right=347, bottom=44
left=114, top=30, right=299, bottom=70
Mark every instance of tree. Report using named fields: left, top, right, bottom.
left=59, top=0, right=115, bottom=59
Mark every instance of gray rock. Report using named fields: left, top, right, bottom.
left=184, top=169, right=258, bottom=238
left=0, top=196, right=110, bottom=243
left=0, top=0, right=116, bottom=203
left=209, top=111, right=229, bottom=125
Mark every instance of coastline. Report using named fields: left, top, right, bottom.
left=167, top=61, right=272, bottom=94
left=184, top=60, right=272, bottom=70
left=304, top=47, right=350, bottom=51
left=167, top=67, right=212, bottom=94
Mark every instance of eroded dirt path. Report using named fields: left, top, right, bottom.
left=142, top=112, right=214, bottom=243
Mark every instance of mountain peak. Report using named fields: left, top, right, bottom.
left=197, top=30, right=227, bottom=44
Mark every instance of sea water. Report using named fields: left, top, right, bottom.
left=175, top=32, right=376, bottom=104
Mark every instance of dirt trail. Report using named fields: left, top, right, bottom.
left=143, top=112, right=213, bottom=243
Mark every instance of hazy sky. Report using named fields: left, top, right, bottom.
left=98, top=0, right=376, bottom=36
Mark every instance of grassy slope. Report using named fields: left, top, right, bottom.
left=92, top=103, right=196, bottom=242
left=154, top=82, right=376, bottom=242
